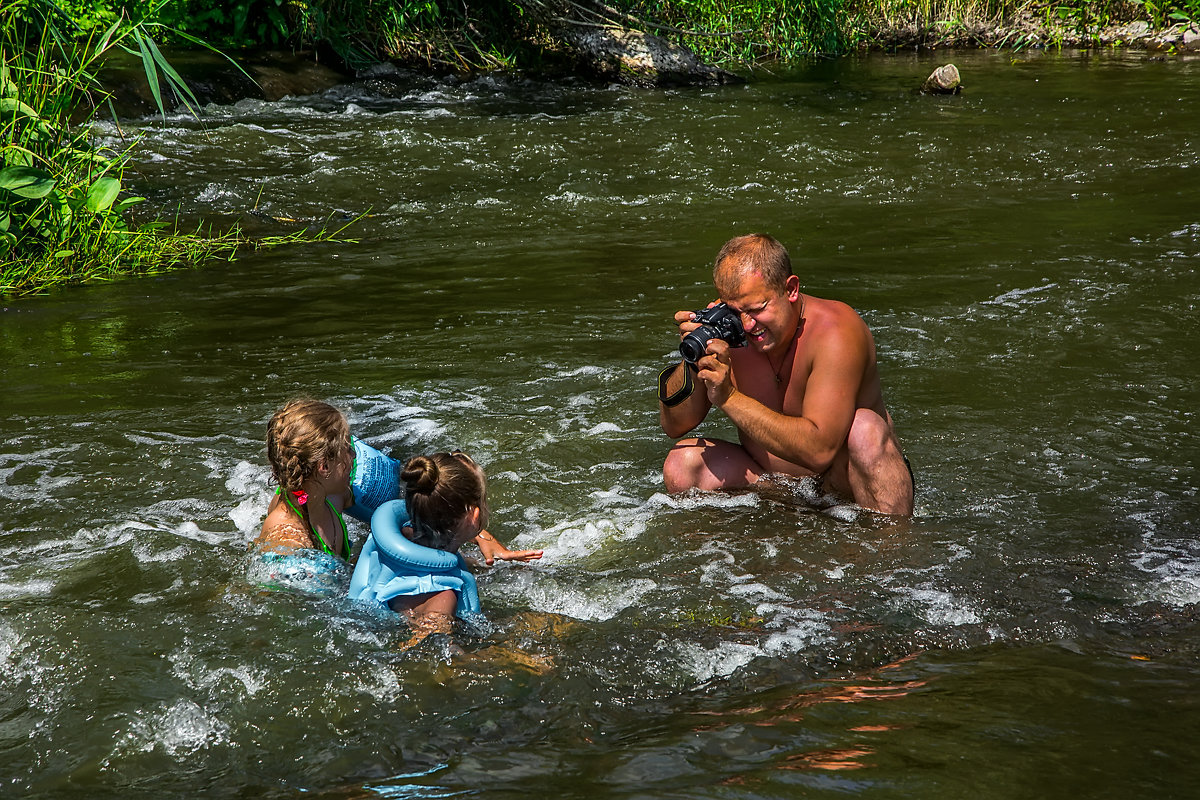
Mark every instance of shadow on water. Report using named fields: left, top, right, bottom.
left=1, top=49, right=1199, bottom=798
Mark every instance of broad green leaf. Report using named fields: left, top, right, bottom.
left=112, top=196, right=146, bottom=214
left=53, top=250, right=74, bottom=259
left=85, top=176, right=121, bottom=213
left=0, top=97, right=44, bottom=120
left=0, top=212, right=9, bottom=232
left=0, top=166, right=56, bottom=199
left=3, top=149, right=33, bottom=168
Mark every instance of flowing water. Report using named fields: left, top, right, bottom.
left=2, top=48, right=1199, bottom=798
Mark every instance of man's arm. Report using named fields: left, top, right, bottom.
left=701, top=328, right=866, bottom=474
left=659, top=361, right=713, bottom=438
left=659, top=309, right=715, bottom=438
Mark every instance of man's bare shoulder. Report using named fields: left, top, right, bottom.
left=805, top=296, right=872, bottom=343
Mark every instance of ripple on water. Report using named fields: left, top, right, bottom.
left=113, top=698, right=230, bottom=758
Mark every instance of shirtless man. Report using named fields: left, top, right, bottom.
left=659, top=234, right=913, bottom=515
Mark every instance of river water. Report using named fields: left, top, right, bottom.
left=2, top=49, right=1198, bottom=798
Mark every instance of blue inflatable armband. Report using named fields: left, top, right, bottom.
left=346, top=437, right=404, bottom=523
left=348, top=499, right=482, bottom=619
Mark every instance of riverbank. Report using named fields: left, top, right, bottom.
left=95, top=16, right=1200, bottom=118
left=865, top=13, right=1200, bottom=51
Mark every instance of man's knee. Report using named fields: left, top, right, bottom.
left=663, top=438, right=706, bottom=493
left=663, top=437, right=758, bottom=493
left=845, top=408, right=897, bottom=464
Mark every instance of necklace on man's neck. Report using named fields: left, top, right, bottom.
left=771, top=294, right=805, bottom=384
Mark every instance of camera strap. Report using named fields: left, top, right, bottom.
left=658, top=362, right=696, bottom=407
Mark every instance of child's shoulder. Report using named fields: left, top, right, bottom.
left=255, top=505, right=313, bottom=553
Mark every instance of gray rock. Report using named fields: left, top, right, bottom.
left=1182, top=24, right=1200, bottom=50
left=922, top=64, right=961, bottom=94
left=564, top=26, right=742, bottom=86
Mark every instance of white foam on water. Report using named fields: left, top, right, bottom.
left=398, top=417, right=446, bottom=440
left=0, top=444, right=82, bottom=501
left=646, top=491, right=760, bottom=511
left=587, top=422, right=627, bottom=435
left=1130, top=534, right=1200, bottom=607
left=197, top=183, right=241, bottom=203
left=132, top=542, right=190, bottom=564
left=0, top=578, right=55, bottom=600
left=170, top=649, right=268, bottom=697
left=225, top=459, right=267, bottom=496
left=726, top=581, right=790, bottom=602
left=229, top=495, right=268, bottom=538
left=504, top=572, right=657, bottom=621
left=164, top=519, right=231, bottom=548
left=587, top=487, right=643, bottom=508
left=532, top=514, right=648, bottom=562
left=348, top=658, right=405, bottom=704
left=675, top=640, right=762, bottom=682
left=984, top=282, right=1060, bottom=306
left=761, top=610, right=835, bottom=657
left=116, top=698, right=230, bottom=757
left=891, top=585, right=982, bottom=626
left=0, top=621, right=65, bottom=715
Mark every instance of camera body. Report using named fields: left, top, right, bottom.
left=679, top=302, right=746, bottom=365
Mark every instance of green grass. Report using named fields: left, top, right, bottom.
left=1, top=0, right=357, bottom=296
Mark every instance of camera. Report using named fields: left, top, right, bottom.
left=679, top=302, right=746, bottom=365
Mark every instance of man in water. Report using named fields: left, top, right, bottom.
left=658, top=233, right=913, bottom=515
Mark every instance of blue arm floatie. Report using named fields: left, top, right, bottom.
left=347, top=499, right=482, bottom=618
left=345, top=437, right=404, bottom=523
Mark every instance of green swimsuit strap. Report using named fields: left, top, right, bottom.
left=325, top=498, right=351, bottom=559
left=277, top=488, right=350, bottom=561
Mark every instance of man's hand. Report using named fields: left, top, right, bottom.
left=673, top=299, right=722, bottom=339
left=696, top=339, right=736, bottom=407
left=673, top=309, right=702, bottom=338
left=475, top=530, right=544, bottom=566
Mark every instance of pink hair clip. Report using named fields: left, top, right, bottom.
left=291, top=490, right=308, bottom=505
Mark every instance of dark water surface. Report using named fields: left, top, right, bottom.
left=2, top=49, right=1199, bottom=798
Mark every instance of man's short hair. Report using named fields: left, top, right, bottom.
left=714, top=234, right=793, bottom=295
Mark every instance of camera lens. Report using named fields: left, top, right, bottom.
left=679, top=328, right=713, bottom=364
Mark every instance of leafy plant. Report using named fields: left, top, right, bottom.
left=0, top=0, right=350, bottom=295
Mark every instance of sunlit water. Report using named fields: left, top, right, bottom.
left=1, top=49, right=1198, bottom=798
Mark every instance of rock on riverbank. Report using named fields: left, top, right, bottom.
left=871, top=15, right=1200, bottom=51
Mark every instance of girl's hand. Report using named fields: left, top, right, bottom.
left=475, top=530, right=544, bottom=565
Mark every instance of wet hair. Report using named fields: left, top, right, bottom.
left=713, top=233, right=793, bottom=296
left=402, top=452, right=488, bottom=551
left=265, top=399, right=351, bottom=494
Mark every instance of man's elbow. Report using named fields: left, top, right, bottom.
left=796, top=443, right=840, bottom=475
left=660, top=412, right=695, bottom=440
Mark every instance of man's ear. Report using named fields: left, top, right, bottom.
left=785, top=274, right=801, bottom=302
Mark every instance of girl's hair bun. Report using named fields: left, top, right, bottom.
left=401, top=455, right=439, bottom=494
